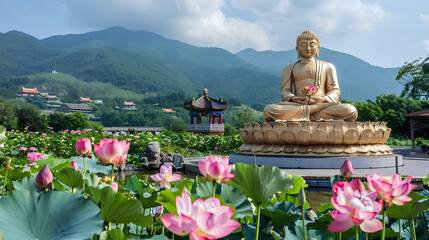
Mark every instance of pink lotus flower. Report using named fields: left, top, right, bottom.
left=76, top=138, right=92, bottom=157
left=199, top=155, right=235, bottom=184
left=161, top=189, right=240, bottom=239
left=302, top=86, right=317, bottom=96
left=19, top=147, right=28, bottom=151
left=340, top=159, right=353, bottom=178
left=111, top=182, right=118, bottom=193
left=328, top=180, right=383, bottom=233
left=94, top=138, right=130, bottom=167
left=27, top=152, right=44, bottom=167
left=366, top=173, right=417, bottom=206
left=35, top=164, right=53, bottom=190
left=42, top=133, right=47, bottom=137
left=29, top=147, right=37, bottom=151
left=150, top=164, right=181, bottom=189
left=70, top=161, right=78, bottom=170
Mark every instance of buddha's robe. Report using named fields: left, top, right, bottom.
left=263, top=60, right=358, bottom=121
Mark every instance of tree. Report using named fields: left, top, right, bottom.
left=396, top=56, right=429, bottom=100
left=63, top=113, right=89, bottom=130
left=0, top=102, right=17, bottom=130
left=15, top=108, right=48, bottom=132
left=251, top=102, right=266, bottom=112
left=229, top=97, right=242, bottom=106
left=233, top=106, right=257, bottom=129
left=170, top=119, right=187, bottom=133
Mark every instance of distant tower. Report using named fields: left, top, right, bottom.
left=52, top=60, right=58, bottom=74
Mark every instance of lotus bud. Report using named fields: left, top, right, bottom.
left=76, top=138, right=92, bottom=157
left=35, top=164, right=53, bottom=190
left=298, top=186, right=306, bottom=207
left=340, top=159, right=353, bottom=178
left=70, top=161, right=78, bottom=171
left=151, top=206, right=164, bottom=220
left=111, top=182, right=118, bottom=193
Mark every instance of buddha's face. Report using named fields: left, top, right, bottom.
left=296, top=38, right=320, bottom=59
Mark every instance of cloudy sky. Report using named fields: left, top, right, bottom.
left=1, top=0, right=428, bottom=68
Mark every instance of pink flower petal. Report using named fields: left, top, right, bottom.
left=327, top=219, right=354, bottom=232
left=360, top=219, right=383, bottom=233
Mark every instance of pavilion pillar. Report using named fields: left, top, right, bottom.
left=219, top=114, right=222, bottom=124
left=190, top=115, right=194, bottom=124
left=410, top=118, right=415, bottom=153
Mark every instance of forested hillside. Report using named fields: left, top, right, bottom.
left=0, top=27, right=401, bottom=105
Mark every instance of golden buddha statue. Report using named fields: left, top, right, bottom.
left=263, top=30, right=358, bottom=122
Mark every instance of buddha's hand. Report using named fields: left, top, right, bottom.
left=311, top=96, right=327, bottom=103
left=291, top=96, right=308, bottom=104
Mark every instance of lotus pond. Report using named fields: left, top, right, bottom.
left=0, top=129, right=428, bottom=240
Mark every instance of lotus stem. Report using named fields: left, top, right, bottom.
left=83, top=156, right=86, bottom=190
left=381, top=202, right=386, bottom=240
left=255, top=204, right=261, bottom=240
left=162, top=226, right=165, bottom=235
left=410, top=218, right=417, bottom=240
left=355, top=226, right=359, bottom=240
left=2, top=169, right=8, bottom=196
left=422, top=212, right=428, bottom=240
left=366, top=232, right=369, bottom=240
left=108, top=222, right=111, bottom=231
left=212, top=181, right=216, bottom=198
left=339, top=232, right=342, bottom=240
left=111, top=164, right=114, bottom=187
left=253, top=155, right=256, bottom=166
left=302, top=206, right=307, bottom=240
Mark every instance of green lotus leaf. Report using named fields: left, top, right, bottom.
left=0, top=190, right=103, bottom=239
left=156, top=189, right=183, bottom=215
left=54, top=167, right=83, bottom=188
left=285, top=175, right=308, bottom=194
left=99, top=229, right=133, bottom=240
left=3, top=167, right=31, bottom=181
left=71, top=156, right=111, bottom=175
left=261, top=201, right=301, bottom=231
left=13, top=176, right=38, bottom=191
left=83, top=172, right=102, bottom=187
left=87, top=186, right=153, bottom=227
left=221, top=183, right=253, bottom=218
left=0, top=125, right=7, bottom=145
left=34, top=158, right=71, bottom=172
left=228, top=163, right=293, bottom=205
left=386, top=192, right=429, bottom=220
left=124, top=175, right=145, bottom=194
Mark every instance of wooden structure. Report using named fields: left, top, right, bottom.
left=404, top=109, right=429, bottom=153
left=183, top=89, right=228, bottom=134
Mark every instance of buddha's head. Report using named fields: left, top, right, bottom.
left=296, top=30, right=320, bottom=59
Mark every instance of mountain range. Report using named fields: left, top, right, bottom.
left=0, top=27, right=402, bottom=104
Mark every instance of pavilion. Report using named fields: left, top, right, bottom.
left=183, top=89, right=228, bottom=134
left=404, top=109, right=429, bottom=153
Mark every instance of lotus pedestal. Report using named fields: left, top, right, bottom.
left=231, top=121, right=402, bottom=168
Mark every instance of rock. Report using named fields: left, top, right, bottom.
left=140, top=142, right=163, bottom=170
left=173, top=154, right=184, bottom=170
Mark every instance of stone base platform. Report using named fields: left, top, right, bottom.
left=229, top=153, right=403, bottom=169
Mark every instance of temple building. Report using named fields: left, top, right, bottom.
left=16, top=87, right=42, bottom=97
left=183, top=89, right=228, bottom=134
left=79, top=97, right=92, bottom=103
left=122, top=101, right=137, bottom=110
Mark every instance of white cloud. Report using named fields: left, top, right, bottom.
left=57, top=0, right=272, bottom=52
left=231, top=0, right=387, bottom=50
left=421, top=40, right=429, bottom=53
left=421, top=13, right=429, bottom=26
left=43, top=0, right=388, bottom=54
